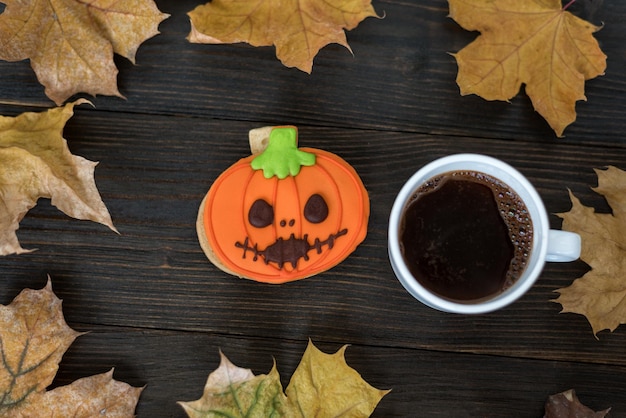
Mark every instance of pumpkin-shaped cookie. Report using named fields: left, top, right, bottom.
left=197, top=126, right=369, bottom=283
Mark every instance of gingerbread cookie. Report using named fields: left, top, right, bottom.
left=197, top=126, right=369, bottom=283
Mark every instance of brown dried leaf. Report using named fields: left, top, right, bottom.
left=17, top=370, right=143, bottom=417
left=0, top=279, right=80, bottom=409
left=448, top=0, right=607, bottom=136
left=0, top=279, right=142, bottom=416
left=187, top=0, right=378, bottom=73
left=0, top=100, right=117, bottom=256
left=544, top=389, right=610, bottom=418
left=0, top=0, right=169, bottom=104
left=555, top=166, right=626, bottom=336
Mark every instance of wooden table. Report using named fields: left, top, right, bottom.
left=1, top=1, right=625, bottom=416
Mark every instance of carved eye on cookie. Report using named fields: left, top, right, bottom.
left=304, top=193, right=329, bottom=224
left=248, top=198, right=274, bottom=228
left=248, top=194, right=329, bottom=229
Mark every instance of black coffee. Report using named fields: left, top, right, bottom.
left=399, top=170, right=533, bottom=302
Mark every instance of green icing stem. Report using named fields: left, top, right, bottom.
left=251, top=126, right=316, bottom=179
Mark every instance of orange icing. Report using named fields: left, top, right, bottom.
left=202, top=146, right=369, bottom=283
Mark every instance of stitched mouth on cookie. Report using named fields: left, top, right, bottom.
left=235, top=229, right=348, bottom=269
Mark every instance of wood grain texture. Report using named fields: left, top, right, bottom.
left=51, top=329, right=624, bottom=418
left=1, top=0, right=626, bottom=416
left=0, top=0, right=623, bottom=143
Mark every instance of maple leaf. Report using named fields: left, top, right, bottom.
left=544, top=389, right=610, bottom=418
left=448, top=0, right=607, bottom=137
left=179, top=353, right=288, bottom=417
left=187, top=0, right=379, bottom=73
left=554, top=166, right=626, bottom=336
left=0, top=100, right=117, bottom=256
left=179, top=340, right=390, bottom=417
left=0, top=279, right=143, bottom=416
left=284, top=341, right=390, bottom=417
left=0, top=0, right=169, bottom=105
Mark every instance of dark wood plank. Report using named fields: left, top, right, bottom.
left=2, top=1, right=626, bottom=416
left=49, top=327, right=625, bottom=418
left=0, top=114, right=624, bottom=366
left=0, top=0, right=624, bottom=144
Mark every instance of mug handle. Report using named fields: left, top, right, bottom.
left=546, top=230, right=581, bottom=262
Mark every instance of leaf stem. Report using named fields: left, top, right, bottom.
left=563, top=0, right=576, bottom=10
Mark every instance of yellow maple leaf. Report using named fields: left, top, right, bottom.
left=285, top=340, right=390, bottom=417
left=179, top=340, right=389, bottom=417
left=0, top=0, right=169, bottom=105
left=0, top=279, right=143, bottom=416
left=448, top=0, right=607, bottom=137
left=0, top=100, right=117, bottom=255
left=555, top=167, right=626, bottom=336
left=187, top=0, right=379, bottom=73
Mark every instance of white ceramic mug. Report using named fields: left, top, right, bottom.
left=388, top=154, right=581, bottom=314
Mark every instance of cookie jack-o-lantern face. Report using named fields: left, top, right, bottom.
left=239, top=191, right=347, bottom=270
left=198, top=126, right=369, bottom=283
